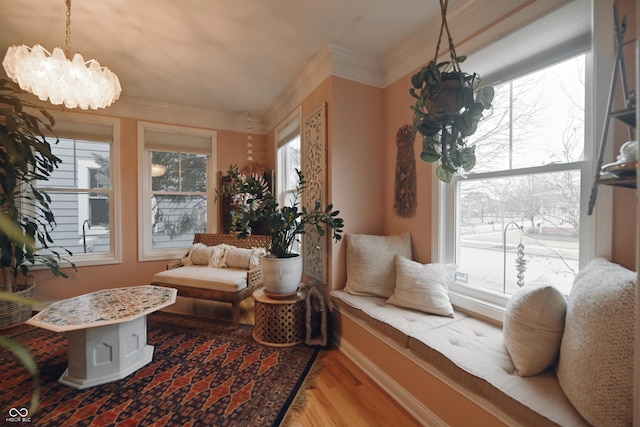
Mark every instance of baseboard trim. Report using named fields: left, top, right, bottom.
left=332, top=308, right=522, bottom=427
left=334, top=332, right=447, bottom=427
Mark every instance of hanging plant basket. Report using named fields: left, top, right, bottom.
left=410, top=0, right=494, bottom=183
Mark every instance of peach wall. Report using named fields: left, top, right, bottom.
left=329, top=77, right=385, bottom=288
left=383, top=74, right=434, bottom=263
left=32, top=116, right=269, bottom=302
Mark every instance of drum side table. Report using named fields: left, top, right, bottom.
left=252, top=287, right=305, bottom=347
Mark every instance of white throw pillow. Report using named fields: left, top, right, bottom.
left=557, top=257, right=636, bottom=427
left=181, top=243, right=214, bottom=266
left=225, top=247, right=253, bottom=269
left=249, top=247, right=267, bottom=270
left=503, top=280, right=567, bottom=376
left=344, top=233, right=412, bottom=298
left=387, top=256, right=455, bottom=317
left=210, top=244, right=234, bottom=268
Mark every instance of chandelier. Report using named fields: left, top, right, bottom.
left=2, top=0, right=121, bottom=109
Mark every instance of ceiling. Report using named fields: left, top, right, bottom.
left=0, top=0, right=530, bottom=125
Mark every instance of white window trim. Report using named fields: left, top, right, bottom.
left=433, top=0, right=614, bottom=323
left=46, top=113, right=122, bottom=268
left=137, top=122, right=218, bottom=262
left=275, top=107, right=302, bottom=205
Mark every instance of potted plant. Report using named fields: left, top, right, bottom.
left=0, top=79, right=74, bottom=327
left=409, top=0, right=494, bottom=183
left=222, top=164, right=344, bottom=295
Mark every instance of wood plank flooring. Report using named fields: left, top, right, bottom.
left=288, top=348, right=422, bottom=427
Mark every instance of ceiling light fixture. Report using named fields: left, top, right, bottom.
left=2, top=0, right=121, bottom=109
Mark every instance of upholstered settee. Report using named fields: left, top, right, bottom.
left=152, top=233, right=270, bottom=328
left=330, top=233, right=636, bottom=427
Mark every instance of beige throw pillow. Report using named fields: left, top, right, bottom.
left=344, top=233, right=412, bottom=298
left=387, top=256, right=455, bottom=317
left=225, top=247, right=253, bottom=269
left=557, top=257, right=636, bottom=427
left=249, top=247, right=267, bottom=270
left=503, top=281, right=567, bottom=376
left=182, top=243, right=215, bottom=266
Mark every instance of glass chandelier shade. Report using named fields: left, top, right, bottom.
left=2, top=45, right=121, bottom=109
left=1, top=0, right=121, bottom=110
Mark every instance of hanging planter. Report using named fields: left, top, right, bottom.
left=410, top=0, right=494, bottom=183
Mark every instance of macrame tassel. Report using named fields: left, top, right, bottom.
left=394, top=124, right=417, bottom=218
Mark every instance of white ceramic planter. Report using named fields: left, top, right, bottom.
left=261, top=254, right=302, bottom=296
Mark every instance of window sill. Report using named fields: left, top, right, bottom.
left=449, top=290, right=506, bottom=326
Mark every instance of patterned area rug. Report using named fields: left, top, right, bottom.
left=0, top=312, right=319, bottom=426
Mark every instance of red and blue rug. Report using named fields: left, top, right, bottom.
left=0, top=312, right=319, bottom=426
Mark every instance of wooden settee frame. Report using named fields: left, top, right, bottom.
left=153, top=233, right=271, bottom=328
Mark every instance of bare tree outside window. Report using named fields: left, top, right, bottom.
left=456, top=55, right=585, bottom=295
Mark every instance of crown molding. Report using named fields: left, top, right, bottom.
left=382, top=0, right=570, bottom=87
left=265, top=44, right=384, bottom=132
left=74, top=96, right=268, bottom=135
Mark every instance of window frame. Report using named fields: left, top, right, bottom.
left=137, top=122, right=217, bottom=262
left=39, top=113, right=121, bottom=267
left=275, top=107, right=302, bottom=252
left=433, top=1, right=614, bottom=322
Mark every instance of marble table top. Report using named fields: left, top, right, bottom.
left=27, top=285, right=177, bottom=332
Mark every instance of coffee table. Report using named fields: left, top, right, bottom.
left=27, top=285, right=177, bottom=389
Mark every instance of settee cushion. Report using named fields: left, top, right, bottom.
left=557, top=257, right=636, bottom=427
left=344, top=232, right=412, bottom=298
left=409, top=317, right=588, bottom=427
left=331, top=290, right=464, bottom=347
left=387, top=256, right=455, bottom=317
left=152, top=266, right=248, bottom=292
left=504, top=281, right=566, bottom=376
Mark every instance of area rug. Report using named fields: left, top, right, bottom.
left=0, top=312, right=320, bottom=426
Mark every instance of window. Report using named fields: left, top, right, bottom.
left=276, top=109, right=302, bottom=252
left=37, top=115, right=120, bottom=265
left=435, top=1, right=609, bottom=320
left=138, top=123, right=217, bottom=261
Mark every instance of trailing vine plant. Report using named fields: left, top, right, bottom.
left=410, top=0, right=494, bottom=182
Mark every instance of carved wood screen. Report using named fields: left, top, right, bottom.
left=302, top=103, right=327, bottom=283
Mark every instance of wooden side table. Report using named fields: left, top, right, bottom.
left=252, top=287, right=305, bottom=347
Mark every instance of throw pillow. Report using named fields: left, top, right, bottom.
left=225, top=247, right=254, bottom=270
left=556, top=257, right=636, bottom=427
left=210, top=244, right=234, bottom=268
left=344, top=232, right=412, bottom=298
left=249, top=247, right=267, bottom=270
left=190, top=244, right=215, bottom=265
left=387, top=256, right=455, bottom=317
left=180, top=243, right=200, bottom=266
left=503, top=280, right=567, bottom=376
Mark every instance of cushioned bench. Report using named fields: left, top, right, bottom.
left=151, top=233, right=270, bottom=328
left=330, top=232, right=636, bottom=426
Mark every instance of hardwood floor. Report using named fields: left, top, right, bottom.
left=288, top=348, right=422, bottom=427
left=181, top=297, right=422, bottom=427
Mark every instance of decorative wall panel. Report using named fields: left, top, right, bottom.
left=302, top=103, right=327, bottom=283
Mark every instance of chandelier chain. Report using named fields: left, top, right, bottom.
left=65, top=0, right=71, bottom=57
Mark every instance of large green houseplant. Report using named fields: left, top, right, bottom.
left=0, top=79, right=74, bottom=323
left=410, top=0, right=494, bottom=183
left=222, top=164, right=344, bottom=294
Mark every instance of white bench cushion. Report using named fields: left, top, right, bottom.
left=152, top=266, right=247, bottom=293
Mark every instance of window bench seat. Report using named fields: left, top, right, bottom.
left=330, top=290, right=589, bottom=427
